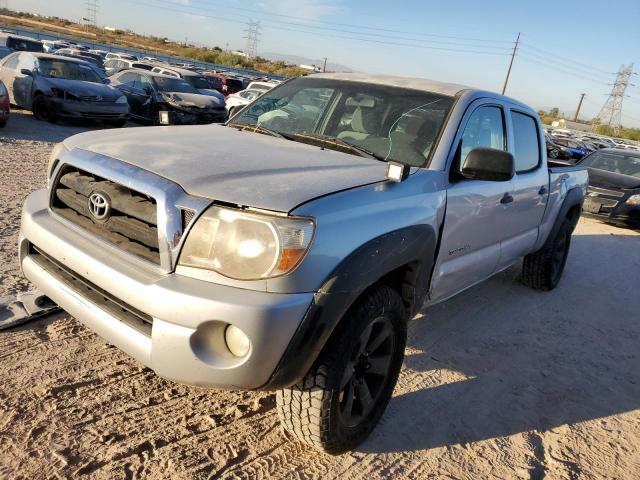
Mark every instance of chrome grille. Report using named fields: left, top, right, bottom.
left=51, top=166, right=160, bottom=264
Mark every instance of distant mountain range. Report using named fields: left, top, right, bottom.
left=260, top=52, right=354, bottom=73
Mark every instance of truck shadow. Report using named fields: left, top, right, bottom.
left=360, top=230, right=640, bottom=454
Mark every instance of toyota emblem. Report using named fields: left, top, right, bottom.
left=88, top=191, right=111, bottom=221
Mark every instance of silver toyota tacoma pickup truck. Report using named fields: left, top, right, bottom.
left=19, top=73, right=588, bottom=454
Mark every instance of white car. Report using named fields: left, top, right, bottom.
left=226, top=88, right=263, bottom=116
left=246, top=80, right=279, bottom=92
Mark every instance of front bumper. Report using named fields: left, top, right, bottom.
left=19, top=189, right=313, bottom=389
left=47, top=97, right=129, bottom=121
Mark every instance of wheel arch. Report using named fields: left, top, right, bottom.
left=262, top=224, right=438, bottom=390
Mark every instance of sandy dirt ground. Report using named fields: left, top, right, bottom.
left=1, top=110, right=639, bottom=479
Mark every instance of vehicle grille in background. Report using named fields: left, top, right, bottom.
left=51, top=166, right=160, bottom=264
left=29, top=244, right=153, bottom=336
left=182, top=209, right=195, bottom=230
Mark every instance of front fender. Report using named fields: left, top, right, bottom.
left=262, top=224, right=437, bottom=389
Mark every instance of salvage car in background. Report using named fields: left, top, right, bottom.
left=104, top=59, right=154, bottom=76
left=550, top=137, right=593, bottom=161
left=110, top=69, right=227, bottom=124
left=0, top=52, right=129, bottom=126
left=203, top=72, right=244, bottom=95
left=579, top=148, right=640, bottom=228
left=545, top=134, right=573, bottom=161
left=225, top=88, right=263, bottom=117
left=150, top=66, right=226, bottom=106
left=0, top=33, right=43, bottom=53
left=0, top=79, right=9, bottom=127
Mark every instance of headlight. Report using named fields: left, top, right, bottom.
left=47, top=142, right=68, bottom=186
left=115, top=95, right=127, bottom=104
left=626, top=194, right=640, bottom=206
left=179, top=206, right=315, bottom=280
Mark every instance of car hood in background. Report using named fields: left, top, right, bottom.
left=587, top=167, right=640, bottom=190
left=162, top=91, right=224, bottom=109
left=62, top=125, right=389, bottom=212
left=196, top=88, right=226, bottom=103
left=41, top=77, right=120, bottom=100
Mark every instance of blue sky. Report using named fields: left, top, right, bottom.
left=10, top=0, right=640, bottom=127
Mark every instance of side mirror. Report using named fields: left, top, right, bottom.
left=461, top=147, right=514, bottom=182
left=20, top=68, right=33, bottom=77
left=143, top=86, right=154, bottom=95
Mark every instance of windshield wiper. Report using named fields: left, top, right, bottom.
left=286, top=133, right=385, bottom=161
left=230, top=122, right=289, bottom=139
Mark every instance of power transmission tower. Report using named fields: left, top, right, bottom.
left=592, top=63, right=635, bottom=134
left=244, top=20, right=260, bottom=58
left=84, top=0, right=99, bottom=28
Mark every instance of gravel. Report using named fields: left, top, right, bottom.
left=1, top=110, right=639, bottom=479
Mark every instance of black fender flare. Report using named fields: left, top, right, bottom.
left=545, top=186, right=584, bottom=247
left=262, top=224, right=438, bottom=390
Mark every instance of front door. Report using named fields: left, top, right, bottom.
left=429, top=102, right=513, bottom=303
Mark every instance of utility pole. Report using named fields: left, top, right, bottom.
left=573, top=93, right=585, bottom=122
left=244, top=20, right=260, bottom=58
left=592, top=63, right=635, bottom=134
left=501, top=32, right=520, bottom=95
left=322, top=57, right=327, bottom=72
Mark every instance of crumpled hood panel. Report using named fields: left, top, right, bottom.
left=63, top=124, right=389, bottom=212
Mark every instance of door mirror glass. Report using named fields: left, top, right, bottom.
left=461, top=147, right=514, bottom=182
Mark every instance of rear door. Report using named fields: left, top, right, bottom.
left=430, top=100, right=513, bottom=303
left=497, top=109, right=548, bottom=269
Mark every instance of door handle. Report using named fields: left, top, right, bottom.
left=500, top=193, right=514, bottom=205
left=538, top=185, right=548, bottom=195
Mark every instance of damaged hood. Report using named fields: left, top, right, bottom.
left=62, top=125, right=390, bottom=212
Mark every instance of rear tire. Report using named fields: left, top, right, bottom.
left=32, top=95, right=55, bottom=122
left=276, top=285, right=407, bottom=455
left=522, top=218, right=572, bottom=290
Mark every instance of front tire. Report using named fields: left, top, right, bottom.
left=522, top=218, right=572, bottom=290
left=276, top=285, right=407, bottom=454
left=32, top=95, right=55, bottom=122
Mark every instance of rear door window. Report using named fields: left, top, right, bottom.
left=511, top=111, right=541, bottom=172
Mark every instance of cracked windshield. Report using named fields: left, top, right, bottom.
left=230, top=78, right=454, bottom=166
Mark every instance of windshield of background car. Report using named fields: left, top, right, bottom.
left=186, top=75, right=211, bottom=90
left=153, top=76, right=199, bottom=93
left=230, top=77, right=455, bottom=167
left=36, top=58, right=102, bottom=83
left=225, top=78, right=244, bottom=90
left=7, top=37, right=43, bottom=52
left=581, top=152, right=640, bottom=178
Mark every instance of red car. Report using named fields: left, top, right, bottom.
left=0, top=79, right=9, bottom=128
left=203, top=73, right=244, bottom=96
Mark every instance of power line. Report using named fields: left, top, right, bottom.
left=518, top=46, right=611, bottom=83
left=126, top=0, right=513, bottom=56
left=519, top=42, right=612, bottom=77
left=132, top=0, right=514, bottom=52
left=518, top=53, right=610, bottom=86
left=161, top=0, right=516, bottom=45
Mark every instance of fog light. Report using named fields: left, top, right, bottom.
left=159, top=110, right=170, bottom=125
left=224, top=325, right=250, bottom=357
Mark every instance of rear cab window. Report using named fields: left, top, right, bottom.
left=511, top=111, right=541, bottom=172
